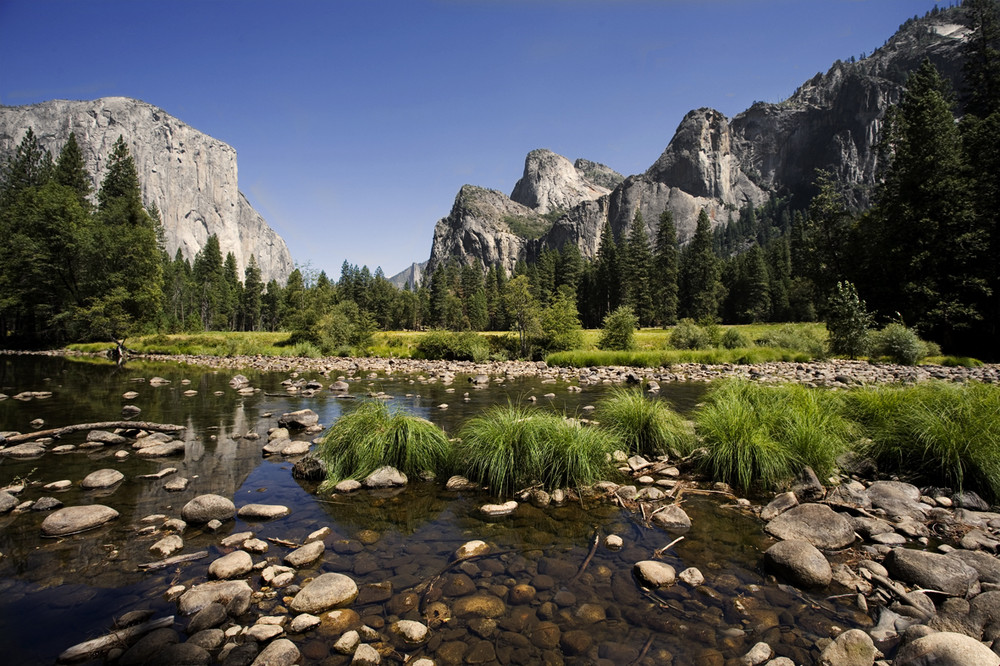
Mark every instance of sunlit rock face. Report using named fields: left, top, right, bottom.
left=0, top=96, right=294, bottom=284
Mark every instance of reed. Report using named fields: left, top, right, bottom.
left=594, top=388, right=695, bottom=457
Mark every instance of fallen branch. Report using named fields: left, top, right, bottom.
left=1, top=421, right=186, bottom=445
left=57, top=615, right=175, bottom=663
left=631, top=634, right=655, bottom=666
left=266, top=537, right=301, bottom=548
left=653, top=536, right=685, bottom=559
left=570, top=531, right=600, bottom=584
left=137, top=551, right=208, bottom=571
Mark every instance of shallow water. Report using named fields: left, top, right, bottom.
left=0, top=355, right=868, bottom=664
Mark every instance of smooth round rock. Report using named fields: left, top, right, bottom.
left=237, top=503, right=290, bottom=520
left=250, top=638, right=300, bottom=666
left=363, top=466, right=407, bottom=488
left=885, top=548, right=978, bottom=597
left=284, top=540, right=325, bottom=568
left=178, top=580, right=253, bottom=615
left=289, top=613, right=320, bottom=633
left=765, top=503, right=854, bottom=550
left=651, top=505, right=691, bottom=532
left=41, top=504, right=119, bottom=536
left=209, top=550, right=253, bottom=579
left=455, top=540, right=489, bottom=560
left=893, top=631, right=1000, bottom=666
left=634, top=561, right=676, bottom=588
left=453, top=594, right=506, bottom=618
left=817, top=628, right=878, bottom=666
left=764, top=539, right=832, bottom=588
left=80, top=468, right=125, bottom=489
left=181, top=494, right=236, bottom=524
left=392, top=619, right=429, bottom=644
left=289, top=573, right=359, bottom=613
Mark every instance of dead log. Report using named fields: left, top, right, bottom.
left=57, top=615, right=175, bottom=663
left=137, top=550, right=209, bottom=571
left=0, top=421, right=186, bottom=445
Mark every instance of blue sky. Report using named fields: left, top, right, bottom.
left=0, top=0, right=945, bottom=278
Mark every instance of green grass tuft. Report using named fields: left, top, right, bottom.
left=317, top=401, right=453, bottom=488
left=455, top=403, right=617, bottom=495
left=594, top=388, right=695, bottom=457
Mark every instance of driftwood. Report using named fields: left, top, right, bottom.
left=137, top=550, right=209, bottom=571
left=0, top=421, right=186, bottom=445
left=569, top=531, right=600, bottom=584
left=57, top=615, right=175, bottom=663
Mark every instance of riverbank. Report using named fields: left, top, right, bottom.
left=11, top=348, right=1000, bottom=387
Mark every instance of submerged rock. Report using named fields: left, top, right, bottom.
left=41, top=504, right=119, bottom=536
left=178, top=580, right=252, bottom=615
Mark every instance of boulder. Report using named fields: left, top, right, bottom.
left=893, top=631, right=1000, bottom=666
left=363, top=466, right=407, bottom=488
left=455, top=540, right=490, bottom=560
left=284, top=540, right=325, bottom=568
left=952, top=549, right=1000, bottom=585
left=86, top=430, right=130, bottom=446
left=866, top=480, right=928, bottom=520
left=885, top=548, right=978, bottom=597
left=278, top=409, right=319, bottom=429
left=817, top=628, right=878, bottom=666
left=209, top=550, right=253, bottom=579
left=81, top=468, right=125, bottom=489
left=250, top=638, right=301, bottom=666
left=41, top=504, right=119, bottom=536
left=0, top=491, right=17, bottom=513
left=289, top=573, right=358, bottom=613
left=765, top=503, right=854, bottom=550
left=764, top=539, right=832, bottom=588
left=633, top=561, right=676, bottom=588
left=650, top=505, right=691, bottom=532
left=760, top=491, right=798, bottom=521
left=178, top=580, right=253, bottom=615
left=291, top=455, right=327, bottom=481
left=181, top=494, right=236, bottom=524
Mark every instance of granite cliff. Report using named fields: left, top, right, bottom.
left=0, top=97, right=294, bottom=284
left=424, top=7, right=970, bottom=274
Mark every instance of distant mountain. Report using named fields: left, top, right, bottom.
left=422, top=6, right=969, bottom=274
left=0, top=97, right=294, bottom=284
left=388, top=261, right=427, bottom=289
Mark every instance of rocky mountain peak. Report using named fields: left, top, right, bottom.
left=0, top=97, right=294, bottom=284
left=510, top=148, right=612, bottom=214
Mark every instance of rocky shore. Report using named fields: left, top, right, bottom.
left=15, top=348, right=1000, bottom=387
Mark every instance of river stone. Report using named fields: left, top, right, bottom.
left=118, top=628, right=180, bottom=665
left=246, top=624, right=284, bottom=642
left=181, top=494, right=236, bottom=524
left=136, top=441, right=186, bottom=457
left=816, top=628, right=878, bottom=666
left=765, top=539, right=832, bottom=588
left=363, top=466, right=407, bottom=487
left=651, top=505, right=691, bottom=531
left=392, top=619, right=429, bottom=643
left=210, top=550, right=254, bottom=579
left=0, top=491, right=17, bottom=513
left=291, top=454, right=327, bottom=481
left=187, top=628, right=225, bottom=651
left=679, top=567, right=705, bottom=586
left=334, top=630, right=361, bottom=654
left=893, top=631, right=1000, bottom=665
left=179, top=580, right=253, bottom=615
left=335, top=479, right=362, bottom=492
left=0, top=443, right=46, bottom=458
left=289, top=613, right=320, bottom=633
left=952, top=549, right=1000, bottom=584
left=453, top=593, right=506, bottom=618
left=150, top=642, right=211, bottom=665
left=885, top=548, right=978, bottom=597
left=352, top=643, right=381, bottom=665
left=455, top=540, right=489, bottom=560
left=289, top=572, right=359, bottom=613
left=480, top=500, right=518, bottom=517
left=188, top=602, right=227, bottom=633
left=761, top=492, right=799, bottom=521
left=445, top=475, right=478, bottom=490
left=742, top=641, right=773, bottom=665
left=284, top=540, right=325, bottom=568
left=250, top=638, right=300, bottom=666
left=278, top=409, right=319, bottom=429
left=32, top=496, right=62, bottom=511
left=765, top=503, right=854, bottom=550
left=86, top=430, right=130, bottom=446
left=238, top=503, right=290, bottom=520
left=634, top=561, right=676, bottom=588
left=150, top=534, right=184, bottom=557
left=41, top=504, right=119, bottom=536
left=866, top=480, right=928, bottom=520
left=280, top=440, right=310, bottom=456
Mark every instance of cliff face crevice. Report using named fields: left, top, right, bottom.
left=0, top=97, right=294, bottom=284
left=424, top=7, right=970, bottom=273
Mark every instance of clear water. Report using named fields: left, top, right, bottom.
left=0, top=355, right=869, bottom=664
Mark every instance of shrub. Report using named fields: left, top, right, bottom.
left=825, top=281, right=873, bottom=358
left=595, top=388, right=695, bottom=457
left=456, top=404, right=617, bottom=495
left=868, top=323, right=925, bottom=365
left=317, top=401, right=452, bottom=487
left=755, top=324, right=826, bottom=358
left=695, top=380, right=853, bottom=492
left=291, top=341, right=322, bottom=358
left=415, top=330, right=489, bottom=362
left=721, top=328, right=752, bottom=350
left=598, top=306, right=638, bottom=351
left=670, top=318, right=710, bottom=350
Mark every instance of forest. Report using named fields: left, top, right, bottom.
left=0, top=1, right=997, bottom=360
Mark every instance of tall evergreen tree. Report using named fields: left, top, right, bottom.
left=594, top=221, right=622, bottom=319
left=53, top=133, right=92, bottom=209
left=679, top=209, right=723, bottom=321
left=622, top=211, right=654, bottom=326
left=652, top=209, right=680, bottom=326
left=964, top=0, right=1000, bottom=118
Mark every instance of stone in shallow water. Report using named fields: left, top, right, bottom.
left=480, top=501, right=518, bottom=517
left=885, top=547, right=978, bottom=597
left=363, top=466, right=407, bottom=488
left=764, top=539, right=832, bottom=588
left=289, top=572, right=358, bottom=613
left=237, top=503, right=290, bottom=520
left=650, top=505, right=691, bottom=532
left=181, top=494, right=236, bottom=524
left=817, top=628, right=878, bottom=666
left=455, top=539, right=489, bottom=560
left=391, top=619, right=429, bottom=644
left=893, top=631, right=1000, bottom=666
left=41, top=504, right=119, bottom=536
left=150, top=534, right=184, bottom=558
left=278, top=409, right=319, bottom=429
left=335, top=479, right=362, bottom=493
left=209, top=550, right=253, bottom=579
left=0, top=491, right=18, bottom=514
left=0, top=443, right=46, bottom=458
left=179, top=580, right=252, bottom=616
left=633, top=561, right=675, bottom=588
left=284, top=540, right=325, bottom=568
left=251, top=638, right=300, bottom=666
left=765, top=503, right=854, bottom=550
left=289, top=613, right=320, bottom=633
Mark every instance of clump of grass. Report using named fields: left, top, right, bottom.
left=845, top=382, right=1000, bottom=502
left=695, top=380, right=853, bottom=493
left=755, top=324, right=827, bottom=359
left=317, top=401, right=453, bottom=488
left=455, top=403, right=617, bottom=495
left=544, top=347, right=811, bottom=369
left=594, top=388, right=695, bottom=457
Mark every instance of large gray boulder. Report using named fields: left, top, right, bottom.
left=278, top=409, right=318, bottom=429
left=633, top=561, right=676, bottom=588
left=764, top=539, right=832, bottom=588
left=178, top=580, right=252, bottom=615
left=289, top=573, right=358, bottom=613
left=41, top=505, right=119, bottom=536
left=765, top=503, right=855, bottom=550
left=893, top=631, right=1000, bottom=665
left=80, top=468, right=125, bottom=489
left=866, top=480, right=928, bottom=520
left=817, top=628, right=878, bottom=666
left=885, top=548, right=978, bottom=597
left=181, top=494, right=236, bottom=524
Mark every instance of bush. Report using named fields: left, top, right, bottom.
left=595, top=388, right=695, bottom=457
left=415, top=330, right=490, bottom=362
left=456, top=403, right=617, bottom=495
left=825, top=281, right=872, bottom=358
left=721, top=327, right=752, bottom=350
left=868, top=323, right=926, bottom=365
left=755, top=324, right=827, bottom=358
left=290, top=341, right=322, bottom=358
left=317, top=401, right=453, bottom=488
left=598, top=306, right=638, bottom=351
left=695, top=380, right=853, bottom=493
left=670, top=319, right=710, bottom=350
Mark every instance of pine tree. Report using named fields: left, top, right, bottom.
left=737, top=245, right=771, bottom=323
left=53, top=133, right=92, bottom=209
left=594, top=220, right=622, bottom=319
left=679, top=209, right=723, bottom=321
left=964, top=0, right=1000, bottom=118
left=652, top=209, right=680, bottom=326
left=622, top=211, right=654, bottom=326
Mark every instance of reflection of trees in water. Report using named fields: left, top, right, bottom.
left=306, top=481, right=451, bottom=536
